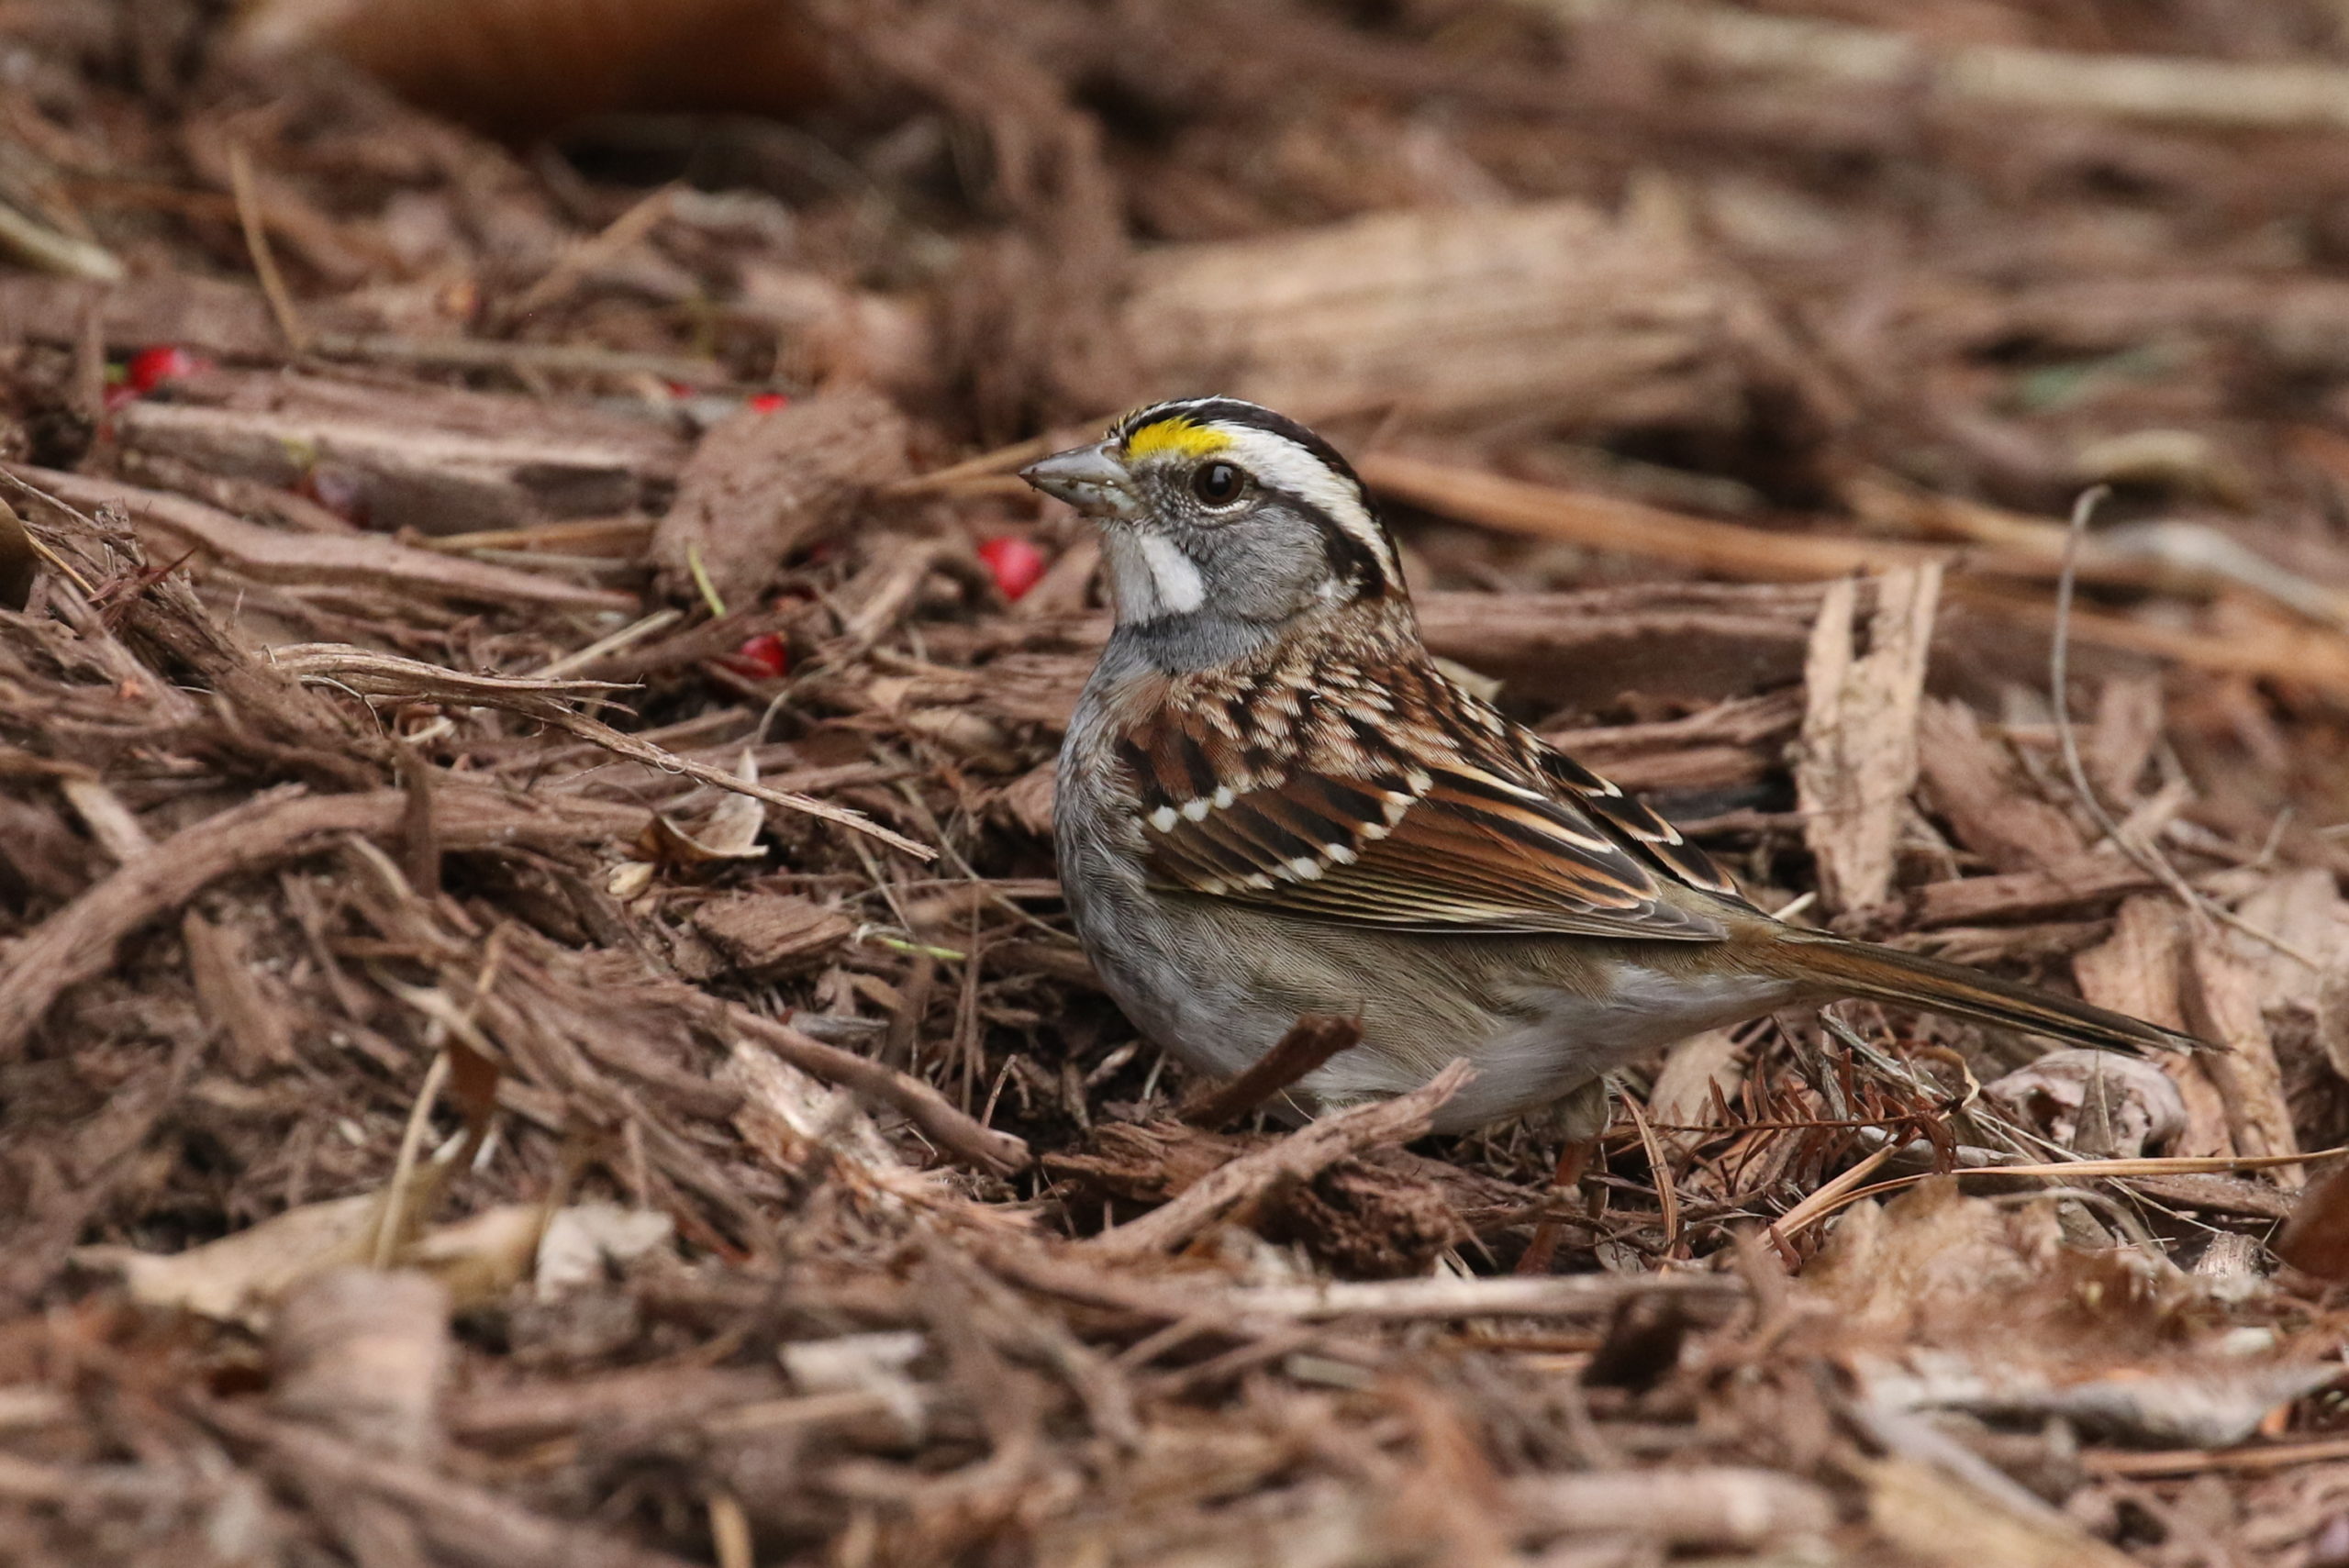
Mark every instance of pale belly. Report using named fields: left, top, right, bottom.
left=1065, top=856, right=1793, bottom=1134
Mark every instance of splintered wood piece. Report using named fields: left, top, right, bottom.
left=1548, top=0, right=2349, bottom=136
left=650, top=386, right=911, bottom=610
left=2184, top=924, right=2304, bottom=1185
left=1120, top=200, right=1757, bottom=433
left=184, top=909, right=297, bottom=1073
left=1797, top=565, right=1942, bottom=914
left=2073, top=895, right=2229, bottom=1159
left=2086, top=673, right=2166, bottom=804
left=0, top=272, right=288, bottom=358
left=687, top=895, right=852, bottom=980
left=1861, top=1453, right=2140, bottom=1568
left=13, top=466, right=636, bottom=612
left=1511, top=1468, right=1832, bottom=1552
left=1915, top=700, right=2086, bottom=873
left=111, top=372, right=684, bottom=535
left=1177, top=1016, right=1364, bottom=1130
left=271, top=1267, right=451, bottom=1460
left=1910, top=851, right=2157, bottom=928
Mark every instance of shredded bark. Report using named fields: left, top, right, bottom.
left=6, top=3, right=2349, bottom=1562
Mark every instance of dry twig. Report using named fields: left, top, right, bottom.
left=1091, top=1061, right=1474, bottom=1256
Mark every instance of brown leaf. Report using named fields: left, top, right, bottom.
left=2276, top=1161, right=2349, bottom=1280
left=1983, top=1049, right=2188, bottom=1158
left=0, top=497, right=33, bottom=610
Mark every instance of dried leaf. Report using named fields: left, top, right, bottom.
left=2277, top=1161, right=2349, bottom=1281
left=688, top=895, right=850, bottom=984
left=1864, top=1455, right=2139, bottom=1568
left=1983, top=1050, right=2187, bottom=1158
left=533, top=1204, right=674, bottom=1299
left=640, top=749, right=767, bottom=864
left=77, top=1163, right=440, bottom=1326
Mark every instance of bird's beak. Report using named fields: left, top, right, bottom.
left=1020, top=441, right=1141, bottom=520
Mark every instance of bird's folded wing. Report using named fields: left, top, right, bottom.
left=1133, top=752, right=1728, bottom=940
left=1527, top=744, right=1747, bottom=903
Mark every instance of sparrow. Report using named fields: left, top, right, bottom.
left=1024, top=396, right=2193, bottom=1134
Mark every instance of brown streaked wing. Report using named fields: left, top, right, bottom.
left=1527, top=742, right=1751, bottom=904
left=1134, top=752, right=1729, bottom=940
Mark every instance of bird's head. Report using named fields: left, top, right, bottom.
left=1020, top=398, right=1403, bottom=650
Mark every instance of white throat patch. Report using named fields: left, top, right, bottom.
left=1136, top=532, right=1206, bottom=614
left=1103, top=528, right=1206, bottom=620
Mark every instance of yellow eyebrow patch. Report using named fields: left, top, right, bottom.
left=1120, top=417, right=1230, bottom=462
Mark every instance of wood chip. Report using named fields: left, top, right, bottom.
left=272, top=1267, right=451, bottom=1459
left=13, top=466, right=637, bottom=613
left=1120, top=200, right=1762, bottom=432
left=1512, top=1467, right=1831, bottom=1551
left=114, top=371, right=684, bottom=535
left=2073, top=895, right=2230, bottom=1159
left=184, top=909, right=297, bottom=1073
left=1798, top=565, right=1943, bottom=913
left=688, top=894, right=852, bottom=979
left=1911, top=851, right=2158, bottom=928
left=650, top=386, right=909, bottom=609
left=1916, top=699, right=2085, bottom=873
left=2185, top=923, right=2304, bottom=1184
left=2086, top=673, right=2166, bottom=803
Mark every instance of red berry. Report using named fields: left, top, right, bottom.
left=976, top=536, right=1048, bottom=602
left=727, top=633, right=789, bottom=679
left=747, top=392, right=789, bottom=412
left=123, top=346, right=212, bottom=395
left=295, top=466, right=368, bottom=524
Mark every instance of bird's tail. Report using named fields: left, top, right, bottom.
left=1765, top=933, right=2204, bottom=1054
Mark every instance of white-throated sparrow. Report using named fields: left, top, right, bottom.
left=1025, top=397, right=2194, bottom=1133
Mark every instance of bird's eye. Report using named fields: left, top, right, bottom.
left=1190, top=461, right=1245, bottom=506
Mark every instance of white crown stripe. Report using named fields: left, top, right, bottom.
left=1210, top=427, right=1400, bottom=582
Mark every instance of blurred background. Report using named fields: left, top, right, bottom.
left=11, top=1, right=2349, bottom=727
